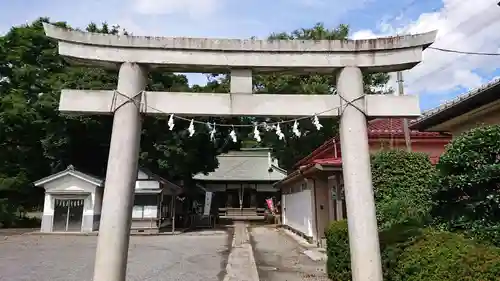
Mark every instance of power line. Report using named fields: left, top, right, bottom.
left=428, top=46, right=500, bottom=56
left=408, top=5, right=500, bottom=85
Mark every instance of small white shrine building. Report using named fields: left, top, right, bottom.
left=34, top=165, right=181, bottom=233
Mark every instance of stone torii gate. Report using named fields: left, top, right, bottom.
left=43, top=23, right=436, bottom=281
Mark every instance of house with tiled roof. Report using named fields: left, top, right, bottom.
left=411, top=78, right=500, bottom=136
left=275, top=118, right=452, bottom=246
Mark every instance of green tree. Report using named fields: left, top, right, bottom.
left=198, top=23, right=392, bottom=170
left=0, top=18, right=235, bottom=217
left=433, top=125, right=500, bottom=245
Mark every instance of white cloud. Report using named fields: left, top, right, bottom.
left=351, top=0, right=500, bottom=95
left=131, top=0, right=223, bottom=17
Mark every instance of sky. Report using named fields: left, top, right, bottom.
left=0, top=0, right=499, bottom=111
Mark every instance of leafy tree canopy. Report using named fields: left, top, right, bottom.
left=0, top=18, right=237, bottom=209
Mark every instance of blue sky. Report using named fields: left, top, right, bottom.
left=1, top=0, right=499, bottom=111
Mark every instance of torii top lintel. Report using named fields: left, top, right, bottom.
left=43, top=23, right=437, bottom=74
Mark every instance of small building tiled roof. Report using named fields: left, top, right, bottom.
left=193, top=148, right=287, bottom=182
left=293, top=118, right=450, bottom=169
left=33, top=165, right=104, bottom=187
left=410, top=77, right=500, bottom=130
left=368, top=118, right=443, bottom=138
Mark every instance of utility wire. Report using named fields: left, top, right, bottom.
left=409, top=3, right=500, bottom=85
left=427, top=46, right=500, bottom=56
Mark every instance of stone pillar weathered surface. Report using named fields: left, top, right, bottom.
left=92, top=62, right=147, bottom=281
left=337, top=66, right=383, bottom=281
left=230, top=69, right=253, bottom=94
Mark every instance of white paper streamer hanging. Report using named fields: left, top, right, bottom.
left=208, top=123, right=216, bottom=142
left=292, top=120, right=301, bottom=137
left=188, top=119, right=195, bottom=137
left=275, top=123, right=285, bottom=140
left=312, top=115, right=323, bottom=130
left=229, top=127, right=237, bottom=143
left=253, top=125, right=261, bottom=142
left=168, top=114, right=175, bottom=131
left=262, top=122, right=272, bottom=131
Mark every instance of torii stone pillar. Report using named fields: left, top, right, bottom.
left=93, top=63, right=147, bottom=281
left=43, top=23, right=436, bottom=281
left=338, top=66, right=381, bottom=280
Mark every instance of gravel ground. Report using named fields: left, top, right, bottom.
left=0, top=231, right=231, bottom=281
left=249, top=226, right=329, bottom=281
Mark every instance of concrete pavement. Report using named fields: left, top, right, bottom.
left=250, top=226, right=329, bottom=281
left=0, top=224, right=329, bottom=281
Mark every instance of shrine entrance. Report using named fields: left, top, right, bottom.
left=52, top=198, right=85, bottom=232
left=44, top=23, right=436, bottom=281
left=194, top=148, right=286, bottom=220
left=226, top=185, right=254, bottom=209
left=241, top=185, right=254, bottom=209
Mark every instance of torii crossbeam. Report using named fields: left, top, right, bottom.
left=44, top=23, right=436, bottom=281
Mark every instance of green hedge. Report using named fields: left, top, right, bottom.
left=390, top=230, right=500, bottom=281
left=371, top=150, right=437, bottom=230
left=433, top=125, right=500, bottom=246
left=326, top=149, right=500, bottom=280
left=325, top=220, right=422, bottom=280
left=325, top=220, right=350, bottom=281
left=326, top=221, right=500, bottom=280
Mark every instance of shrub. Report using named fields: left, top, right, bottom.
left=434, top=125, right=500, bottom=245
left=325, top=220, right=423, bottom=280
left=390, top=230, right=500, bottom=281
left=11, top=216, right=41, bottom=228
left=0, top=199, right=16, bottom=228
left=325, top=220, right=351, bottom=281
left=325, top=150, right=439, bottom=279
left=371, top=150, right=437, bottom=230
left=326, top=221, right=500, bottom=281
left=326, top=148, right=500, bottom=279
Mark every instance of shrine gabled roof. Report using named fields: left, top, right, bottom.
left=193, top=148, right=287, bottom=182
left=410, top=77, right=500, bottom=131
left=138, top=168, right=183, bottom=192
left=33, top=165, right=103, bottom=187
left=293, top=118, right=450, bottom=169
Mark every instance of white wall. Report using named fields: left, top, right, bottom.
left=137, top=170, right=150, bottom=180
left=283, top=188, right=314, bottom=238
left=135, top=180, right=160, bottom=190
left=43, top=176, right=97, bottom=218
left=42, top=193, right=53, bottom=216
left=135, top=170, right=161, bottom=190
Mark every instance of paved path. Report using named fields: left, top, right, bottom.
left=0, top=225, right=328, bottom=281
left=250, top=226, right=329, bottom=281
left=223, top=221, right=260, bottom=281
left=0, top=231, right=230, bottom=281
